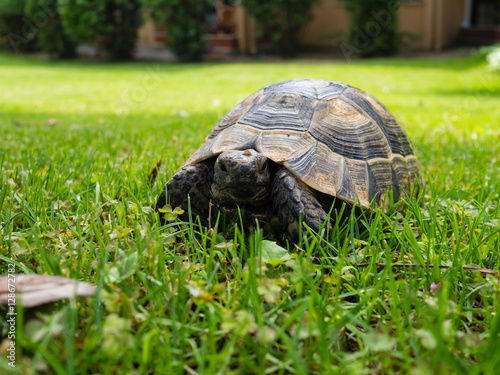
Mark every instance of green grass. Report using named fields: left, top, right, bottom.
left=0, top=52, right=499, bottom=374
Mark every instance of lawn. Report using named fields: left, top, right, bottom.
left=0, top=52, right=499, bottom=374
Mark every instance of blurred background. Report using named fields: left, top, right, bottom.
left=0, top=0, right=499, bottom=62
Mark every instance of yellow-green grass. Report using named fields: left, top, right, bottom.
left=0, top=52, right=499, bottom=374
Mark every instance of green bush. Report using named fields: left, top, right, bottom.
left=0, top=0, right=37, bottom=52
left=25, top=0, right=76, bottom=59
left=144, top=0, right=210, bottom=62
left=57, top=0, right=142, bottom=61
left=482, top=45, right=500, bottom=71
left=242, top=0, right=320, bottom=58
left=340, top=0, right=401, bottom=59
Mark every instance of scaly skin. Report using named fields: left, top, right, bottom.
left=271, top=167, right=329, bottom=242
left=155, top=161, right=213, bottom=223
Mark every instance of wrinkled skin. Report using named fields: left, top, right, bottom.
left=211, top=149, right=271, bottom=206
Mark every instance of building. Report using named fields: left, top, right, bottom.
left=137, top=0, right=500, bottom=55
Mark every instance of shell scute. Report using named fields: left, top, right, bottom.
left=263, top=78, right=348, bottom=100
left=356, top=90, right=416, bottom=158
left=239, top=92, right=316, bottom=132
left=255, top=130, right=316, bottom=163
left=309, top=98, right=391, bottom=161
left=208, top=89, right=264, bottom=140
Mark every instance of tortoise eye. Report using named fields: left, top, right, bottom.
left=219, top=162, right=227, bottom=172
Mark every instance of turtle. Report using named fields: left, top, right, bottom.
left=156, top=79, right=422, bottom=242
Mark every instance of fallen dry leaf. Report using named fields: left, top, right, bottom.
left=0, top=274, right=96, bottom=308
left=148, top=160, right=162, bottom=185
left=46, top=118, right=59, bottom=126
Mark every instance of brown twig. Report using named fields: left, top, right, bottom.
left=354, top=262, right=499, bottom=275
left=148, top=160, right=162, bottom=185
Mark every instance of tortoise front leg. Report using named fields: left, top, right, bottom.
left=271, top=168, right=329, bottom=243
left=155, top=161, right=213, bottom=223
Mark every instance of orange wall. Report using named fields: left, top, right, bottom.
left=137, top=20, right=160, bottom=47
left=301, top=0, right=466, bottom=51
left=440, top=0, right=466, bottom=48
left=400, top=2, right=428, bottom=49
left=137, top=1, right=467, bottom=52
left=302, top=2, right=348, bottom=48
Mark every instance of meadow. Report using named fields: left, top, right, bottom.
left=0, top=52, right=499, bottom=374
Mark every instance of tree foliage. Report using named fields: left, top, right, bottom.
left=242, top=0, right=320, bottom=58
left=0, top=0, right=37, bottom=52
left=144, top=0, right=211, bottom=62
left=0, top=0, right=27, bottom=15
left=25, top=0, right=76, bottom=59
left=340, top=0, right=401, bottom=58
left=57, top=0, right=142, bottom=60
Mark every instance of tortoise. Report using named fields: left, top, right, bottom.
left=156, top=79, right=422, bottom=242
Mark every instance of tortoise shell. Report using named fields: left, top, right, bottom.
left=184, top=79, right=422, bottom=210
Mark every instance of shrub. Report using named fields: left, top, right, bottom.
left=485, top=45, right=500, bottom=71
left=57, top=0, right=142, bottom=61
left=477, top=44, right=500, bottom=72
left=0, top=0, right=37, bottom=52
left=340, top=0, right=401, bottom=59
left=242, top=0, right=320, bottom=58
left=25, top=0, right=76, bottom=59
left=144, top=0, right=211, bottom=62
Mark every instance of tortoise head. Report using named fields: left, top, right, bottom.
left=211, top=149, right=271, bottom=205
